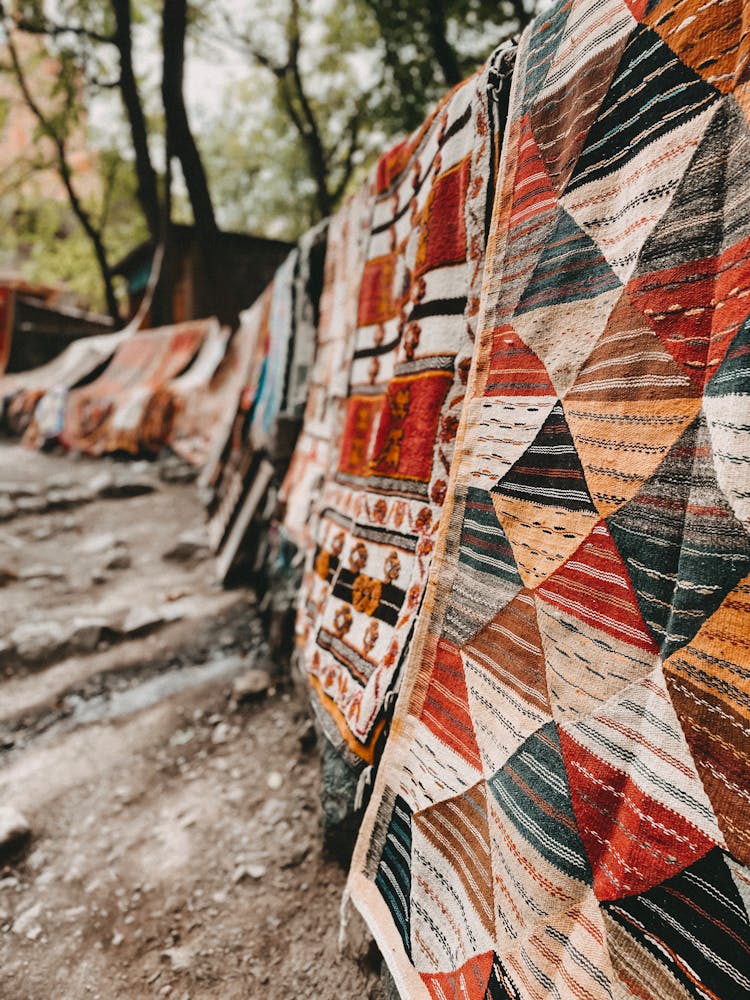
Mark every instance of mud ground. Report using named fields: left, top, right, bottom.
left=0, top=444, right=384, bottom=999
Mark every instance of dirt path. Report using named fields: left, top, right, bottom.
left=0, top=445, right=384, bottom=999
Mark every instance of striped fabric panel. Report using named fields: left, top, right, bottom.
left=603, top=848, right=750, bottom=999
left=608, top=415, right=750, bottom=658
left=374, top=795, right=413, bottom=958
left=566, top=23, right=720, bottom=193
left=443, top=487, right=522, bottom=646
left=491, top=402, right=597, bottom=513
left=488, top=723, right=593, bottom=886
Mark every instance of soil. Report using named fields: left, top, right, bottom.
left=0, top=444, right=385, bottom=1000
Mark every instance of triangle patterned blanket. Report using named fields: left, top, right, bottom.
left=349, top=1, right=750, bottom=997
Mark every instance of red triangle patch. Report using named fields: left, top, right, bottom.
left=419, top=638, right=483, bottom=772
left=559, top=728, right=716, bottom=900
left=463, top=588, right=551, bottom=717
left=536, top=522, right=659, bottom=653
left=486, top=325, right=557, bottom=397
left=421, top=949, right=495, bottom=1000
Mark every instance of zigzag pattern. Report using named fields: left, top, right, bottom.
left=351, top=3, right=750, bottom=998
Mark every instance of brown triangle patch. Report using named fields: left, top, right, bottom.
left=530, top=32, right=632, bottom=193
left=563, top=397, right=701, bottom=517
left=566, top=290, right=700, bottom=402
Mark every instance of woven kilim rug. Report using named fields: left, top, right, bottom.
left=0, top=329, right=127, bottom=441
left=61, top=322, right=207, bottom=455
left=161, top=319, right=230, bottom=467
left=250, top=249, right=297, bottom=451
left=281, top=189, right=374, bottom=549
left=204, top=284, right=274, bottom=552
left=348, top=1, right=750, bottom=997
left=298, top=54, right=510, bottom=767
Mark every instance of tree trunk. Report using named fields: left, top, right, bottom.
left=161, top=0, right=222, bottom=319
left=426, top=2, right=462, bottom=88
left=111, top=0, right=161, bottom=240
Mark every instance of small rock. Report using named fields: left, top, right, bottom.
left=158, top=453, right=197, bottom=484
left=0, top=806, right=31, bottom=859
left=25, top=924, right=42, bottom=941
left=46, top=487, right=92, bottom=509
left=12, top=902, right=41, bottom=936
left=112, top=930, right=124, bottom=946
left=245, top=863, right=267, bottom=880
left=30, top=525, right=52, bottom=541
left=87, top=471, right=115, bottom=497
left=18, top=564, right=66, bottom=582
left=105, top=546, right=131, bottom=571
left=0, top=497, right=17, bottom=520
left=27, top=848, right=48, bottom=869
left=162, top=945, right=192, bottom=972
left=266, top=771, right=284, bottom=791
left=10, top=621, right=68, bottom=665
left=121, top=607, right=165, bottom=636
left=231, top=669, right=272, bottom=704
left=15, top=496, right=48, bottom=515
left=77, top=532, right=121, bottom=556
left=0, top=480, right=40, bottom=498
left=211, top=722, right=231, bottom=745
left=169, top=728, right=194, bottom=747
left=281, top=843, right=311, bottom=869
left=162, top=529, right=209, bottom=565
left=100, top=474, right=155, bottom=499
left=68, top=617, right=109, bottom=654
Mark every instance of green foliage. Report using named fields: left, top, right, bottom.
left=0, top=151, right=148, bottom=310
left=0, top=0, right=542, bottom=308
left=201, top=76, right=318, bottom=241
left=365, top=0, right=535, bottom=131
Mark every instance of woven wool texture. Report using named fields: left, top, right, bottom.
left=204, top=284, right=274, bottom=551
left=297, top=58, right=504, bottom=767
left=249, top=249, right=298, bottom=451
left=281, top=190, right=374, bottom=549
left=348, top=1, right=750, bottom=997
left=0, top=329, right=128, bottom=441
left=60, top=321, right=208, bottom=456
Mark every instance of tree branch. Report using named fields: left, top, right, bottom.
left=1, top=15, right=120, bottom=320
left=15, top=15, right=115, bottom=46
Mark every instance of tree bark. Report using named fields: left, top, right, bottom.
left=4, top=23, right=120, bottom=321
left=161, top=0, right=221, bottom=318
left=111, top=0, right=161, bottom=240
left=426, top=2, right=462, bottom=87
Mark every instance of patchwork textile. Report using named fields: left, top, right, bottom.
left=281, top=189, right=374, bottom=548
left=204, top=285, right=274, bottom=552
left=298, top=55, right=508, bottom=766
left=162, top=319, right=232, bottom=467
left=0, top=329, right=128, bottom=440
left=249, top=248, right=297, bottom=451
left=349, top=2, right=750, bottom=998
left=61, top=321, right=208, bottom=455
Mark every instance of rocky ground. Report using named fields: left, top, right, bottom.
left=0, top=443, right=385, bottom=1000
